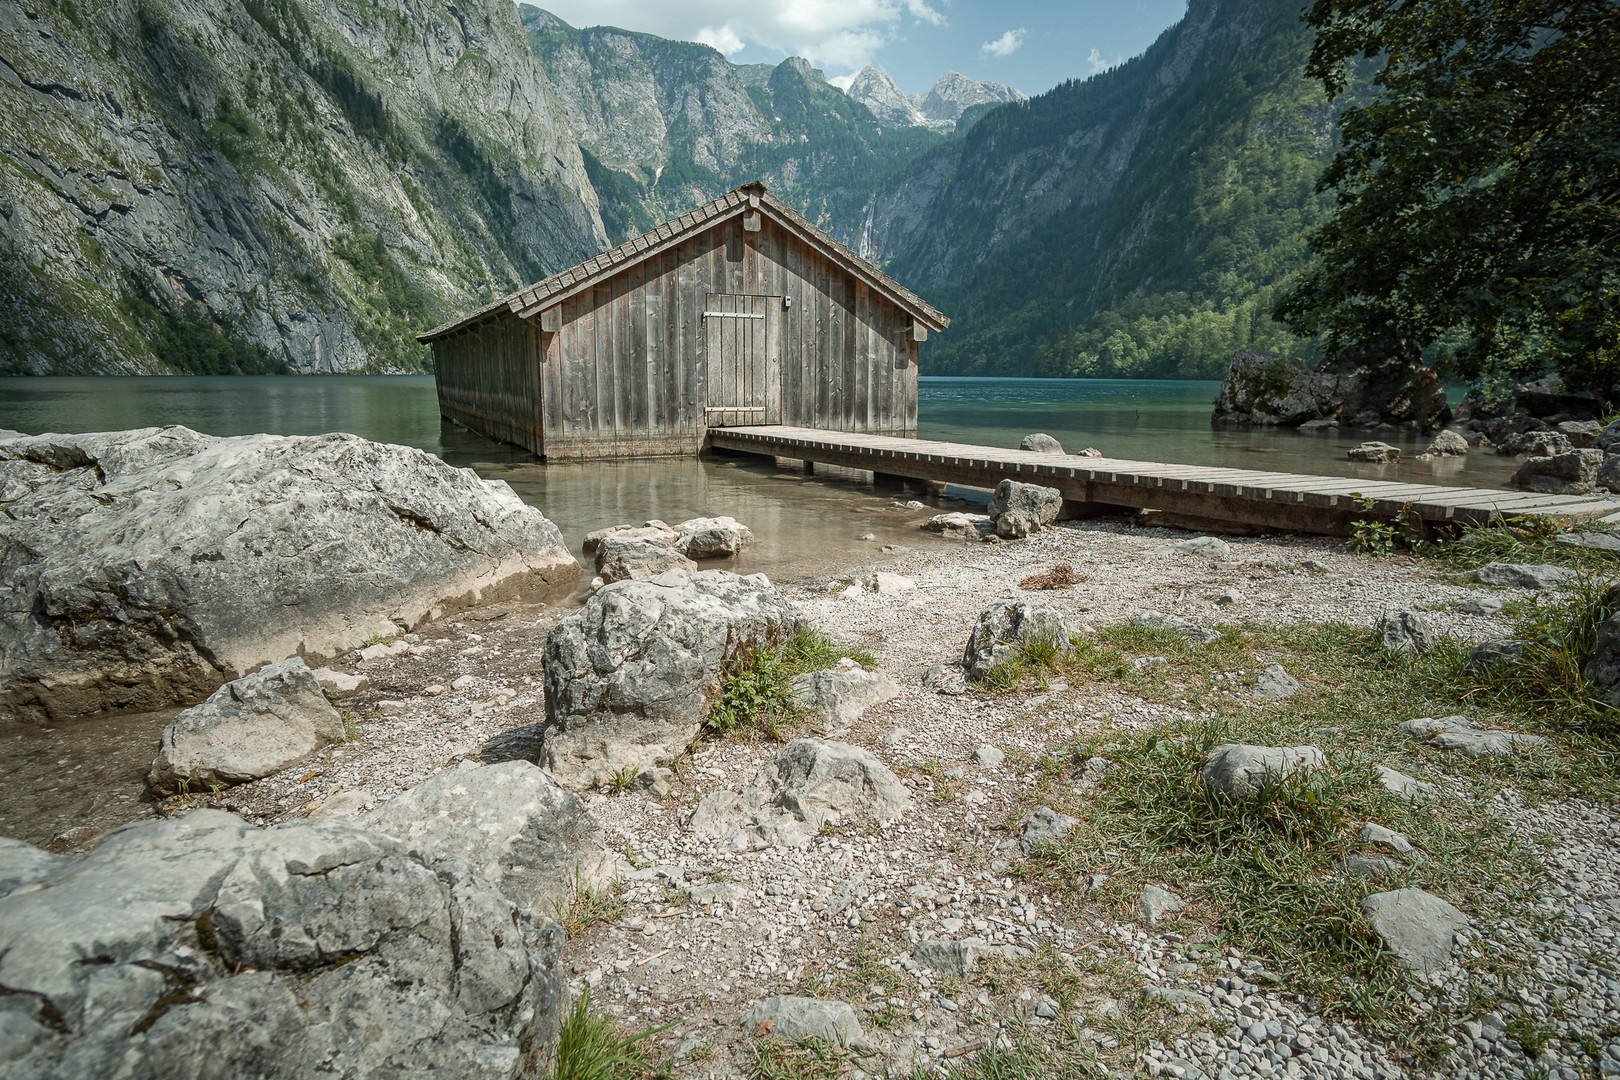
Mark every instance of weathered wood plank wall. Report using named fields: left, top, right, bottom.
left=433, top=317, right=544, bottom=455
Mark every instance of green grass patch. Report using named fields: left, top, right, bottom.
left=552, top=989, right=668, bottom=1080
left=706, top=627, right=877, bottom=740
left=553, top=880, right=626, bottom=938
left=1423, top=515, right=1620, bottom=575
left=747, top=1036, right=853, bottom=1080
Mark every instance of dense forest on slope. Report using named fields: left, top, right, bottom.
left=0, top=0, right=603, bottom=374
left=860, top=0, right=1341, bottom=378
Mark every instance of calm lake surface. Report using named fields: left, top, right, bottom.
left=0, top=374, right=1519, bottom=580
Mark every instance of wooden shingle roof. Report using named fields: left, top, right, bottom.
left=417, top=182, right=949, bottom=343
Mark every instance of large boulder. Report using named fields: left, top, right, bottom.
left=361, top=761, right=616, bottom=916
left=1020, top=433, right=1065, bottom=454
left=1498, top=430, right=1574, bottom=458
left=147, top=657, right=343, bottom=797
left=1514, top=373, right=1601, bottom=418
left=672, top=516, right=755, bottom=559
left=541, top=570, right=804, bottom=789
left=1509, top=448, right=1604, bottom=494
left=0, top=427, right=577, bottom=722
left=688, top=739, right=910, bottom=850
left=1211, top=350, right=1350, bottom=426
left=0, top=811, right=567, bottom=1080
left=1559, top=420, right=1602, bottom=448
left=1599, top=454, right=1620, bottom=494
left=594, top=536, right=696, bottom=584
left=1202, top=744, right=1326, bottom=800
left=962, top=600, right=1072, bottom=680
left=987, top=479, right=1063, bottom=538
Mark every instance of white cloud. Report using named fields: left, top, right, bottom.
left=1086, top=47, right=1125, bottom=74
left=532, top=1, right=946, bottom=71
left=979, top=28, right=1026, bottom=59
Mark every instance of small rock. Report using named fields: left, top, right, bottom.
left=1466, top=639, right=1528, bottom=668
left=1358, top=822, right=1416, bottom=857
left=582, top=522, right=679, bottom=553
left=1456, top=596, right=1505, bottom=615
left=789, top=661, right=901, bottom=726
left=859, top=533, right=877, bottom=542
left=1342, top=855, right=1405, bottom=879
left=1172, top=536, right=1231, bottom=559
left=1076, top=447, right=1103, bottom=457
left=911, top=938, right=1031, bottom=977
left=1141, top=884, right=1184, bottom=924
left=741, top=996, right=863, bottom=1046
left=1132, top=610, right=1220, bottom=646
left=1020, top=433, right=1065, bottom=454
left=1019, top=806, right=1078, bottom=854
left=423, top=684, right=446, bottom=696
left=1202, top=744, right=1325, bottom=800
left=308, top=789, right=371, bottom=819
left=1424, top=430, right=1469, bottom=456
left=1216, top=588, right=1242, bottom=605
left=879, top=726, right=911, bottom=749
left=1399, top=715, right=1548, bottom=758
left=922, top=512, right=994, bottom=541
left=636, top=768, right=673, bottom=797
left=1376, top=764, right=1438, bottom=801
left=1473, top=562, right=1577, bottom=590
left=595, top=536, right=697, bottom=584
left=1378, top=607, right=1436, bottom=654
left=1554, top=529, right=1620, bottom=551
left=971, top=744, right=1005, bottom=768
left=311, top=667, right=368, bottom=700
left=861, top=571, right=917, bottom=595
left=922, top=664, right=966, bottom=695
left=1360, top=889, right=1469, bottom=977
left=1253, top=663, right=1300, bottom=699
left=673, top=516, right=755, bottom=559
left=962, top=600, right=1072, bottom=681
left=359, top=639, right=410, bottom=661
left=1347, top=441, right=1401, bottom=464
left=451, top=674, right=476, bottom=690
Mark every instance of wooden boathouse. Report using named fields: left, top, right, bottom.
left=418, top=183, right=950, bottom=460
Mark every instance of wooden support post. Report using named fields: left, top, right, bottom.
left=803, top=460, right=815, bottom=475
left=873, top=471, right=907, bottom=490
left=539, top=306, right=561, bottom=333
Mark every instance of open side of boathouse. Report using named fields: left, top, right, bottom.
left=418, top=182, right=950, bottom=461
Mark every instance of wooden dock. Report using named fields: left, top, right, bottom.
left=708, top=425, right=1620, bottom=535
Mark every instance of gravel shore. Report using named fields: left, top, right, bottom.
left=202, top=519, right=1620, bottom=1079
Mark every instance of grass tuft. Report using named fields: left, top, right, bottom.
left=707, top=627, right=876, bottom=738
left=552, top=989, right=667, bottom=1080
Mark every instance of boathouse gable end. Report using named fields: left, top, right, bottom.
left=419, top=184, right=949, bottom=461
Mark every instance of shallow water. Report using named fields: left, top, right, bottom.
left=0, top=708, right=174, bottom=847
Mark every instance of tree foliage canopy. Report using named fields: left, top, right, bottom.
left=1275, top=0, right=1620, bottom=393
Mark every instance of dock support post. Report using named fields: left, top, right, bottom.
left=873, top=471, right=907, bottom=490
left=803, top=460, right=815, bottom=475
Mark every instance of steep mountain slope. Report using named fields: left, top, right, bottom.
left=0, top=0, right=605, bottom=374
left=520, top=6, right=943, bottom=240
left=862, top=0, right=1339, bottom=377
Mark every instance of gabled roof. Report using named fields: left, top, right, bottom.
left=417, top=182, right=949, bottom=343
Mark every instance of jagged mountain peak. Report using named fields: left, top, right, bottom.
left=846, top=67, right=926, bottom=128
left=914, top=70, right=1028, bottom=124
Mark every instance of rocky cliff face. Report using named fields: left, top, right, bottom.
left=846, top=67, right=925, bottom=128
left=913, top=71, right=1027, bottom=127
left=0, top=0, right=606, bottom=374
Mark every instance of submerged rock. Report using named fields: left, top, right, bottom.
left=147, top=658, right=343, bottom=797
left=1510, top=448, right=1604, bottom=494
left=0, top=811, right=567, bottom=1080
left=0, top=427, right=576, bottom=722
left=673, top=516, right=755, bottom=559
left=1347, top=441, right=1401, bottom=464
left=541, top=570, right=804, bottom=790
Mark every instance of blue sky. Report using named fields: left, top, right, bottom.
left=524, top=1, right=1193, bottom=98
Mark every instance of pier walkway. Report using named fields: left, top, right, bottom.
left=708, top=426, right=1620, bottom=536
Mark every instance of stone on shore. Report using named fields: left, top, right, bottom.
left=1360, top=889, right=1469, bottom=977
left=1132, top=610, right=1221, bottom=646
left=0, top=426, right=576, bottom=722
left=1510, top=448, right=1604, bottom=494
left=1254, top=663, right=1301, bottom=699
left=582, top=522, right=679, bottom=554
left=594, top=536, right=697, bottom=584
left=1020, top=433, right=1065, bottom=454
left=1424, top=430, right=1469, bottom=456
left=1376, top=764, right=1438, bottom=801
left=687, top=739, right=911, bottom=850
left=923, top=663, right=967, bottom=695
left=988, top=479, right=1063, bottom=538
left=1378, top=607, right=1436, bottom=654
left=1398, top=715, right=1548, bottom=758
left=1201, top=744, right=1325, bottom=800
left=788, top=660, right=900, bottom=726
left=361, top=760, right=615, bottom=916
left=1498, top=431, right=1573, bottom=458
left=1141, top=884, right=1185, bottom=924
left=1582, top=587, right=1620, bottom=706
left=859, top=570, right=917, bottom=595
left=673, top=516, right=755, bottom=559
left=911, top=938, right=1031, bottom=977
left=1172, top=536, right=1231, bottom=559
left=1210, top=350, right=1350, bottom=426
left=922, top=512, right=994, bottom=541
left=741, top=996, right=863, bottom=1046
left=310, top=666, right=368, bottom=699
left=1347, top=441, right=1401, bottom=464
left=1473, top=562, right=1577, bottom=590
left=147, top=658, right=344, bottom=797
left=962, top=600, right=1073, bottom=680
left=0, top=811, right=567, bottom=1080
left=541, top=570, right=804, bottom=790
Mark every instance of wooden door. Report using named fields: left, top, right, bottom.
left=703, top=293, right=779, bottom=427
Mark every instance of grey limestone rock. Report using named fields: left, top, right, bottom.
left=1473, top=562, right=1578, bottom=590
left=962, top=600, right=1072, bottom=680
left=687, top=739, right=911, bottom=850
left=1202, top=744, right=1325, bottom=800
left=1376, top=764, right=1439, bottom=801
left=582, top=522, right=679, bottom=554
left=1343, top=855, right=1405, bottom=879
left=741, top=996, right=863, bottom=1045
left=361, top=760, right=615, bottom=917
left=923, top=663, right=967, bottom=695
left=1498, top=430, right=1574, bottom=458
left=911, top=938, right=1031, bottom=977
left=1172, top=536, right=1231, bottom=559
left=971, top=744, right=1005, bottom=768
left=1211, top=350, right=1351, bottom=426
left=789, top=660, right=900, bottom=726
left=673, top=516, right=756, bottom=559
left=859, top=570, right=917, bottom=595
left=1378, top=607, right=1437, bottom=654
left=310, top=666, right=368, bottom=699
left=1558, top=420, right=1602, bottom=448
left=0, top=811, right=567, bottom=1080
left=541, top=570, right=805, bottom=789
left=1141, top=884, right=1185, bottom=924
left=0, top=427, right=576, bottom=722
left=1254, top=663, right=1300, bottom=699
left=922, top=512, right=994, bottom=541
left=1510, top=448, right=1604, bottom=494
left=1424, top=430, right=1470, bottom=456
left=1555, top=527, right=1620, bottom=550
left=1466, top=639, right=1528, bottom=668
left=1360, top=888, right=1469, bottom=977
left=594, top=536, right=697, bottom=584
left=1599, top=418, right=1620, bottom=453
left=1358, top=822, right=1417, bottom=857
left=1456, top=595, right=1506, bottom=615
left=148, top=658, right=343, bottom=797
left=1020, top=432, right=1065, bottom=454
left=1398, top=715, right=1548, bottom=758
left=988, top=479, right=1063, bottom=538
left=1133, top=610, right=1222, bottom=646
left=1583, top=588, right=1620, bottom=706
left=1019, top=806, right=1078, bottom=854
left=1348, top=441, right=1401, bottom=464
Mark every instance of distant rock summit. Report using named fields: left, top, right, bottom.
left=845, top=67, right=1028, bottom=131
